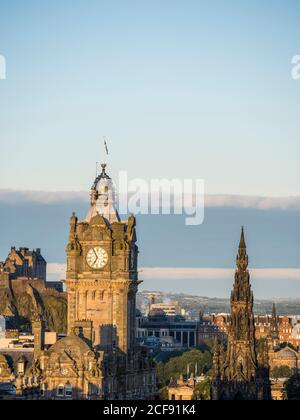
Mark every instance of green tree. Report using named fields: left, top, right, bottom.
left=285, top=374, right=300, bottom=400
left=156, top=348, right=213, bottom=388
left=271, top=365, right=292, bottom=379
left=193, top=377, right=211, bottom=400
left=159, top=387, right=169, bottom=400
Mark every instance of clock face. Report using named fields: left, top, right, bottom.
left=86, top=247, right=108, bottom=269
left=61, top=368, right=69, bottom=376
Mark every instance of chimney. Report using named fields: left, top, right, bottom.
left=32, top=318, right=45, bottom=359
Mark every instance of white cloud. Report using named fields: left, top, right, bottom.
left=204, top=195, right=300, bottom=210
left=47, top=263, right=67, bottom=274
left=0, top=190, right=88, bottom=204
left=141, top=267, right=300, bottom=281
left=1, top=190, right=300, bottom=210
left=47, top=264, right=300, bottom=281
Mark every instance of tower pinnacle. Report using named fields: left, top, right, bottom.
left=239, top=226, right=246, bottom=249
left=236, top=226, right=249, bottom=271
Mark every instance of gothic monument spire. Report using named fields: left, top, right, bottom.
left=211, top=228, right=271, bottom=400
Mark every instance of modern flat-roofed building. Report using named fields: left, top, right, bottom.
left=137, top=309, right=198, bottom=349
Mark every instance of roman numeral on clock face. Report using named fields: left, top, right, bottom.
left=86, top=247, right=108, bottom=269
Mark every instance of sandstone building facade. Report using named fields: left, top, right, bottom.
left=3, top=163, right=156, bottom=400
left=0, top=247, right=46, bottom=283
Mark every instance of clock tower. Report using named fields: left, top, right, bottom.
left=65, top=164, right=139, bottom=352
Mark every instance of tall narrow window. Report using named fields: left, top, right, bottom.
left=65, top=383, right=73, bottom=398
left=57, top=385, right=64, bottom=397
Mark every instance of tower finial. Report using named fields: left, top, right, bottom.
left=239, top=226, right=246, bottom=250
left=236, top=227, right=248, bottom=270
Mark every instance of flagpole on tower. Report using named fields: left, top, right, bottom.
left=103, top=136, right=109, bottom=166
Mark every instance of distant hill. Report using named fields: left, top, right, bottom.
left=137, top=291, right=300, bottom=316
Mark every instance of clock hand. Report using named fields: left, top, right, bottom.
left=93, top=249, right=98, bottom=262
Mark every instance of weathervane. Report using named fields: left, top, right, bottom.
left=96, top=137, right=110, bottom=177
left=103, top=136, right=109, bottom=163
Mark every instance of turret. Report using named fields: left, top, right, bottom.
left=86, top=163, right=120, bottom=224
left=268, top=303, right=280, bottom=348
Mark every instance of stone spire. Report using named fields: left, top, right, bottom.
left=211, top=228, right=271, bottom=400
left=231, top=227, right=252, bottom=306
left=226, top=228, right=257, bottom=377
left=86, top=163, right=120, bottom=224
left=236, top=226, right=248, bottom=272
left=271, top=303, right=278, bottom=330
left=269, top=303, right=279, bottom=346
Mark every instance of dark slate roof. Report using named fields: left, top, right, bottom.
left=0, top=350, right=34, bottom=374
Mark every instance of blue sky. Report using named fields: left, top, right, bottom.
left=0, top=1, right=300, bottom=298
left=0, top=0, right=300, bottom=195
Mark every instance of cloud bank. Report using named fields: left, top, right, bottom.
left=1, top=189, right=300, bottom=210
left=47, top=264, right=300, bottom=281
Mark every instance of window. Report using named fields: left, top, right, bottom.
left=65, top=384, right=73, bottom=398
left=57, top=385, right=64, bottom=397
left=41, top=384, right=46, bottom=396
left=17, top=361, right=25, bottom=376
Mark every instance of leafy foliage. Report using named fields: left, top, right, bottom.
left=159, top=387, right=169, bottom=400
left=156, top=346, right=213, bottom=388
left=285, top=374, right=300, bottom=400
left=271, top=365, right=292, bottom=379
left=193, top=377, right=211, bottom=400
